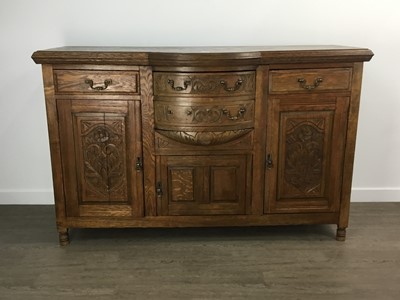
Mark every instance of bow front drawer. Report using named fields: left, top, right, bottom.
left=54, top=70, right=139, bottom=94
left=154, top=71, right=255, bottom=97
left=269, top=68, right=352, bottom=93
left=154, top=100, right=255, bottom=130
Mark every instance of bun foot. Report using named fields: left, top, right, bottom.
left=58, top=228, right=70, bottom=246
left=336, top=227, right=346, bottom=241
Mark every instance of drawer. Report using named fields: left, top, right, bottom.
left=154, top=100, right=255, bottom=130
left=154, top=71, right=255, bottom=97
left=54, top=70, right=139, bottom=94
left=269, top=68, right=352, bottom=93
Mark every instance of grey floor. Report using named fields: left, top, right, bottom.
left=0, top=203, right=399, bottom=300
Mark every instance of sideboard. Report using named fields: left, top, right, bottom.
left=32, top=46, right=373, bottom=245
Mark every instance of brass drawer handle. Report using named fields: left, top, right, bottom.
left=85, top=79, right=112, bottom=91
left=297, top=77, right=323, bottom=90
left=220, top=79, right=243, bottom=92
left=167, top=79, right=191, bottom=91
left=222, top=106, right=246, bottom=120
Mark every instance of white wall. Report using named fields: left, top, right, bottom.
left=1, top=0, right=399, bottom=204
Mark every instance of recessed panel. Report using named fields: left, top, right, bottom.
left=210, top=167, right=238, bottom=203
left=169, top=168, right=195, bottom=202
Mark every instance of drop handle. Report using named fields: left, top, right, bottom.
left=222, top=106, right=246, bottom=120
left=297, top=77, right=323, bottom=90
left=85, top=79, right=112, bottom=91
left=220, top=79, right=243, bottom=92
left=266, top=154, right=273, bottom=169
left=167, top=79, right=191, bottom=91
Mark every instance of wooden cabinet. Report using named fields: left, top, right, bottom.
left=265, top=67, right=353, bottom=215
left=57, top=99, right=143, bottom=218
left=265, top=95, right=349, bottom=213
left=32, top=46, right=373, bottom=245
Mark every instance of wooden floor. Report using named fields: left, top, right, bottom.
left=0, top=203, right=399, bottom=300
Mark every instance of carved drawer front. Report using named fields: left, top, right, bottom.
left=54, top=70, right=139, bottom=94
left=154, top=100, right=255, bottom=130
left=269, top=68, right=352, bottom=93
left=153, top=71, right=255, bottom=97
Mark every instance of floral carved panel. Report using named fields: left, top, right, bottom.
left=284, top=119, right=325, bottom=196
left=75, top=115, right=128, bottom=202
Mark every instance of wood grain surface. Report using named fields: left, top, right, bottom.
left=0, top=203, right=398, bottom=300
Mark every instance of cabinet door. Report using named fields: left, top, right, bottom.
left=159, top=155, right=251, bottom=215
left=57, top=100, right=143, bottom=217
left=265, top=95, right=349, bottom=213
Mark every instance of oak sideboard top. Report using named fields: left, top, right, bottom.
left=32, top=45, right=374, bottom=66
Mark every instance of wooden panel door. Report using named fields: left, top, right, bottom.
left=57, top=100, right=143, bottom=217
left=265, top=95, right=349, bottom=213
left=159, top=155, right=251, bottom=215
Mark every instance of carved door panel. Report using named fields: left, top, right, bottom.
left=265, top=95, right=349, bottom=213
left=158, top=155, right=251, bottom=215
left=57, top=100, right=143, bottom=217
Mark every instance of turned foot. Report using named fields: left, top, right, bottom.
left=336, top=227, right=346, bottom=241
left=58, top=228, right=70, bottom=246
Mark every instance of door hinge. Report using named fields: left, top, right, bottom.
left=156, top=182, right=163, bottom=197
left=135, top=157, right=143, bottom=171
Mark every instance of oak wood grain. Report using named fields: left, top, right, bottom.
left=54, top=70, right=139, bottom=94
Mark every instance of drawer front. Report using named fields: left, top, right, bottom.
left=269, top=68, right=352, bottom=93
left=154, top=71, right=255, bottom=97
left=154, top=100, right=255, bottom=130
left=54, top=70, right=139, bottom=94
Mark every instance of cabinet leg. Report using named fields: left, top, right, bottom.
left=58, top=228, right=70, bottom=246
left=336, top=227, right=346, bottom=241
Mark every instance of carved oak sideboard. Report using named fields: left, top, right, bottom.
left=32, top=46, right=373, bottom=245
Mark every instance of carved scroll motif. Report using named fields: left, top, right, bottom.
left=191, top=78, right=218, bottom=93
left=189, top=107, right=223, bottom=123
left=284, top=120, right=325, bottom=195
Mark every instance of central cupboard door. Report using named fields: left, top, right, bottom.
left=158, top=155, right=252, bottom=215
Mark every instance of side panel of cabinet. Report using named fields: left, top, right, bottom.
left=265, top=95, right=349, bottom=213
left=159, top=155, right=251, bottom=215
left=57, top=100, right=143, bottom=217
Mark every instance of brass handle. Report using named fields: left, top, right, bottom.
left=220, top=79, right=243, bottom=92
left=222, top=106, right=246, bottom=120
left=167, top=79, right=191, bottom=91
left=85, top=79, right=112, bottom=91
left=297, top=77, right=323, bottom=90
